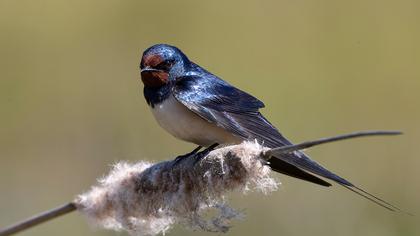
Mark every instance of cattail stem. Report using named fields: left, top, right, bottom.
left=0, top=202, right=76, bottom=236
left=265, top=130, right=402, bottom=156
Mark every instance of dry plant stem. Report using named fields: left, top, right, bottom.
left=0, top=130, right=402, bottom=236
left=0, top=202, right=76, bottom=236
left=266, top=130, right=402, bottom=156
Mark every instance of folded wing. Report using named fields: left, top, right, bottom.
left=173, top=74, right=400, bottom=211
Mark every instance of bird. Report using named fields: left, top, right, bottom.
left=139, top=43, right=400, bottom=211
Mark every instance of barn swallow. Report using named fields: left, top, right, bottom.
left=139, top=44, right=400, bottom=211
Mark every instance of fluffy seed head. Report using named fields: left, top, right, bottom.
left=75, top=141, right=279, bottom=236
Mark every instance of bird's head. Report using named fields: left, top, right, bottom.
left=140, top=44, right=189, bottom=88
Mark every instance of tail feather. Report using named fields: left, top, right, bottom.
left=268, top=157, right=331, bottom=187
left=341, top=185, right=405, bottom=212
left=270, top=150, right=403, bottom=212
left=266, top=131, right=405, bottom=212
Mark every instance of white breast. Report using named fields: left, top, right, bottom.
left=151, top=96, right=241, bottom=147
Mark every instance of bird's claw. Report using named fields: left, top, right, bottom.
left=172, top=143, right=219, bottom=167
left=193, top=143, right=219, bottom=165
left=172, top=146, right=203, bottom=166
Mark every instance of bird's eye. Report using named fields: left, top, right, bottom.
left=155, top=60, right=175, bottom=71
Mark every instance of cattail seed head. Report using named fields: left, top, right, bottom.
left=75, top=141, right=279, bottom=236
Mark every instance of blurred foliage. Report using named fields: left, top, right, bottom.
left=0, top=1, right=419, bottom=236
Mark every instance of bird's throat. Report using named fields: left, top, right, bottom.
left=143, top=83, right=172, bottom=108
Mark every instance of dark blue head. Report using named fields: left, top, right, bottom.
left=140, top=44, right=190, bottom=88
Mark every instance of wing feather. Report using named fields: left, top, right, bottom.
left=173, top=75, right=340, bottom=173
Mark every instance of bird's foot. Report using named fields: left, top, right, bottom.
left=172, top=146, right=203, bottom=166
left=193, top=143, right=219, bottom=165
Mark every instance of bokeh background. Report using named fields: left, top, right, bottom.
left=1, top=1, right=419, bottom=235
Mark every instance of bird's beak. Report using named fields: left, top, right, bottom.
left=140, top=66, right=169, bottom=87
left=140, top=67, right=160, bottom=73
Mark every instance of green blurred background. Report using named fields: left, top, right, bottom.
left=1, top=0, right=419, bottom=235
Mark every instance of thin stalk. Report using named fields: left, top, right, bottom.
left=265, top=130, right=402, bottom=157
left=0, top=202, right=76, bottom=236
